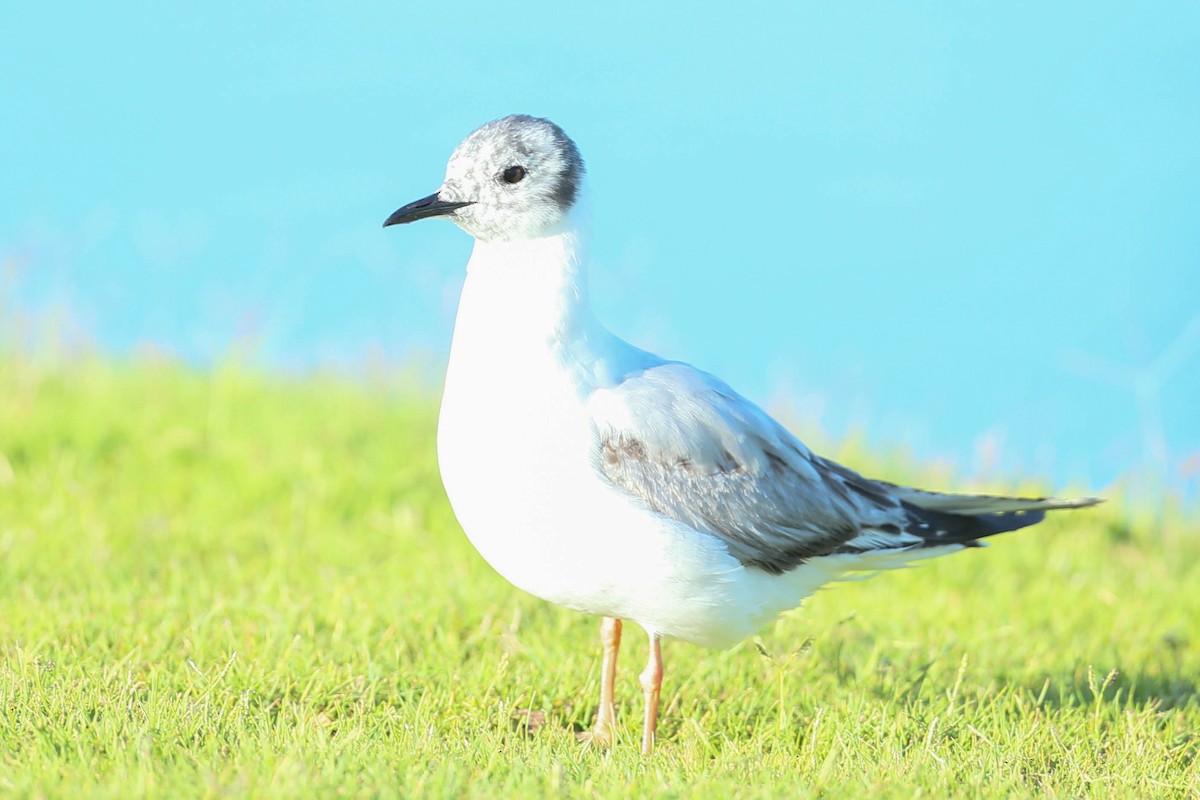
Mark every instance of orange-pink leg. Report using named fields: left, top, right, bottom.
left=580, top=616, right=622, bottom=747
left=639, top=632, right=663, bottom=755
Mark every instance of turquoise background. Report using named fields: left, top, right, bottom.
left=3, top=2, right=1197, bottom=491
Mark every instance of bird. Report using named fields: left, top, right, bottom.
left=383, top=114, right=1101, bottom=754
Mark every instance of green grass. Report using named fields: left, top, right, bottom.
left=0, top=357, right=1197, bottom=798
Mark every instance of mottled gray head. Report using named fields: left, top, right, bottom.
left=383, top=115, right=585, bottom=242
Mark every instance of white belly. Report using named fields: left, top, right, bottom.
left=437, top=339, right=628, bottom=612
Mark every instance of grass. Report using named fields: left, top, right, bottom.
left=0, top=356, right=1197, bottom=798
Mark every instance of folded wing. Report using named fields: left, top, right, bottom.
left=587, top=362, right=1100, bottom=575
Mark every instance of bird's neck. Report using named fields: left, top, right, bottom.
left=459, top=219, right=597, bottom=347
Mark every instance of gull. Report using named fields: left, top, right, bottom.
left=383, top=114, right=1101, bottom=754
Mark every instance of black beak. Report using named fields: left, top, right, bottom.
left=382, top=193, right=473, bottom=227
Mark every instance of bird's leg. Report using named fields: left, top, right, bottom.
left=639, top=632, right=663, bottom=755
left=579, top=616, right=622, bottom=747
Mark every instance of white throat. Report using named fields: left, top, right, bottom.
left=455, top=192, right=596, bottom=347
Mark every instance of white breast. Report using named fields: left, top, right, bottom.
left=436, top=233, right=633, bottom=612
left=434, top=228, right=830, bottom=648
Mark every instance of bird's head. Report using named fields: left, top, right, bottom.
left=383, top=114, right=586, bottom=243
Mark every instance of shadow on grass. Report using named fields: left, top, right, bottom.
left=1017, top=667, right=1199, bottom=712
left=893, top=660, right=1198, bottom=713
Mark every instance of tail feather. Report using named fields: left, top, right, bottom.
left=830, top=482, right=1103, bottom=562
left=884, top=484, right=1104, bottom=516
left=887, top=488, right=1102, bottom=549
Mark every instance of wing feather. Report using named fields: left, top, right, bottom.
left=588, top=362, right=1100, bottom=574
left=589, top=363, right=911, bottom=573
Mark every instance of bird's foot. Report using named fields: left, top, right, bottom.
left=576, top=719, right=616, bottom=748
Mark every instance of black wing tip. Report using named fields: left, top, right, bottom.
left=903, top=503, right=1048, bottom=547
left=903, top=493, right=1105, bottom=550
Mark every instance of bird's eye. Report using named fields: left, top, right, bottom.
left=501, top=166, right=527, bottom=184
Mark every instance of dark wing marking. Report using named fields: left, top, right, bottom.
left=589, top=363, right=916, bottom=573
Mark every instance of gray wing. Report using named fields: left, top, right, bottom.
left=587, top=362, right=1099, bottom=574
